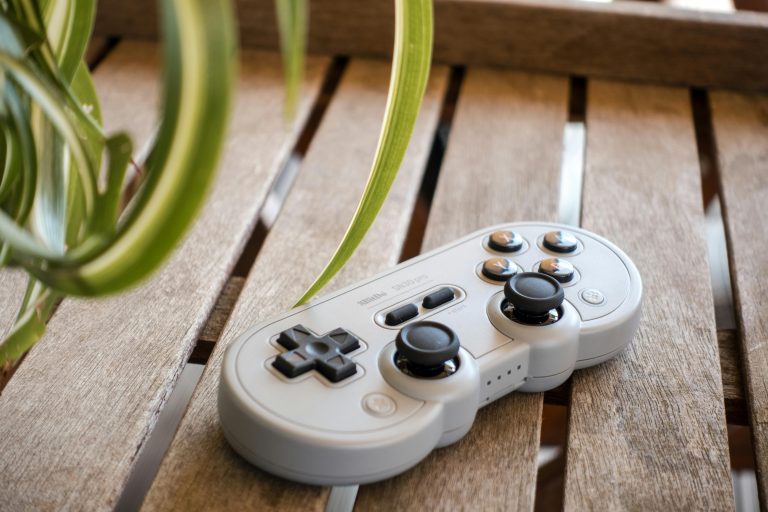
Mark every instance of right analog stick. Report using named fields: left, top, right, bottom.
left=504, top=272, right=564, bottom=322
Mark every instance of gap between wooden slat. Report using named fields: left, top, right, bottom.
left=399, top=67, right=465, bottom=263
left=707, top=89, right=768, bottom=510
left=533, top=75, right=589, bottom=512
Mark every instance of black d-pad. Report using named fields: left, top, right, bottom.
left=272, top=325, right=361, bottom=383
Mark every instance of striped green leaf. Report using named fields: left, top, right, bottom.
left=296, top=0, right=433, bottom=304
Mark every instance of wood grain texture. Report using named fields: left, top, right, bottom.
left=563, top=81, right=734, bottom=510
left=0, top=43, right=329, bottom=510
left=545, top=328, right=748, bottom=424
left=141, top=60, right=448, bottom=511
left=94, top=0, right=768, bottom=91
left=355, top=68, right=569, bottom=511
left=709, top=89, right=768, bottom=508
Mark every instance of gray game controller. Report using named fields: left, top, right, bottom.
left=218, top=222, right=643, bottom=485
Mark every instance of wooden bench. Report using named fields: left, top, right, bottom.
left=1, top=1, right=767, bottom=509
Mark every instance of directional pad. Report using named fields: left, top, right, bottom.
left=272, top=325, right=361, bottom=383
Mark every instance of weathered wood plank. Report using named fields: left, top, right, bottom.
left=142, top=60, right=448, bottom=511
left=544, top=328, right=748, bottom=424
left=709, top=89, right=768, bottom=509
left=94, top=0, right=768, bottom=91
left=563, top=81, right=734, bottom=509
left=0, top=43, right=329, bottom=509
left=356, top=68, right=569, bottom=510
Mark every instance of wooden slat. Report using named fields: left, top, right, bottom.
left=0, top=43, right=329, bottom=509
left=563, top=81, right=734, bottom=509
left=709, top=90, right=768, bottom=509
left=94, top=0, right=768, bottom=91
left=544, top=328, right=748, bottom=424
left=142, top=60, right=448, bottom=510
left=356, top=68, right=569, bottom=510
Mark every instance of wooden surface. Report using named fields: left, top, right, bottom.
left=710, top=90, right=768, bottom=509
left=0, top=43, right=329, bottom=509
left=563, top=81, right=734, bottom=509
left=142, top=60, right=449, bottom=510
left=94, top=0, right=768, bottom=91
left=356, top=68, right=569, bottom=510
left=2, top=21, right=767, bottom=509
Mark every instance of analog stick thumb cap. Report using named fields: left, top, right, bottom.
left=395, top=321, right=460, bottom=368
left=504, top=272, right=564, bottom=316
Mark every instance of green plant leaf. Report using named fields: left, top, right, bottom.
left=0, top=277, right=58, bottom=365
left=0, top=53, right=97, bottom=219
left=28, top=0, right=237, bottom=296
left=39, top=0, right=96, bottom=83
left=296, top=0, right=433, bottom=305
left=275, top=0, right=307, bottom=119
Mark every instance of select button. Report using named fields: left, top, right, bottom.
left=385, top=303, right=419, bottom=326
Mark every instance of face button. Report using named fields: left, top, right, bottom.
left=537, top=257, right=575, bottom=283
left=362, top=393, right=397, bottom=417
left=395, top=321, right=460, bottom=377
left=422, top=287, right=455, bottom=309
left=481, top=257, right=518, bottom=282
left=504, top=272, right=565, bottom=324
left=543, top=230, right=579, bottom=254
left=273, top=325, right=360, bottom=382
left=488, top=231, right=524, bottom=253
left=385, top=303, right=419, bottom=326
left=580, top=288, right=606, bottom=305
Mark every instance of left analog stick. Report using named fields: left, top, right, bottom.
left=395, top=321, right=460, bottom=377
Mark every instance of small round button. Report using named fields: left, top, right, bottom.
left=580, top=288, right=606, bottom=305
left=504, top=272, right=565, bottom=317
left=363, top=393, right=397, bottom=417
left=488, top=231, right=524, bottom=253
left=481, top=257, right=518, bottom=282
left=538, top=258, right=575, bottom=283
left=543, top=230, right=579, bottom=254
left=396, top=321, right=460, bottom=368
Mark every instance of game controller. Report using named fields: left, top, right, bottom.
left=218, top=222, right=642, bottom=485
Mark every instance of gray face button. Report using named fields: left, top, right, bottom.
left=488, top=230, right=524, bottom=253
left=481, top=257, right=518, bottom=282
left=273, top=325, right=360, bottom=382
left=543, top=230, right=579, bottom=253
left=580, top=288, right=606, bottom=305
left=385, top=303, right=419, bottom=326
left=538, top=257, right=575, bottom=283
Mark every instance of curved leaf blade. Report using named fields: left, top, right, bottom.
left=296, top=0, right=433, bottom=305
left=275, top=0, right=307, bottom=119
left=32, top=0, right=237, bottom=296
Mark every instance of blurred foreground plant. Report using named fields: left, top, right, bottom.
left=0, top=0, right=236, bottom=365
left=0, top=0, right=433, bottom=368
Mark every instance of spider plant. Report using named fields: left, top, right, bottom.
left=0, top=0, right=433, bottom=368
